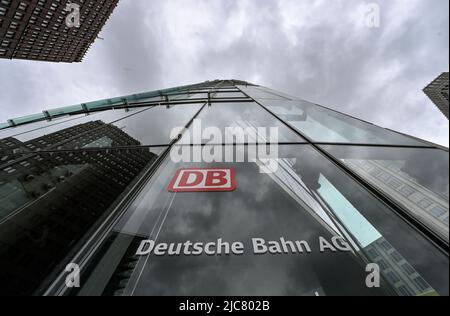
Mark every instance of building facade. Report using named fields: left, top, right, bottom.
left=424, top=72, right=449, bottom=119
left=0, top=0, right=119, bottom=62
left=0, top=80, right=448, bottom=296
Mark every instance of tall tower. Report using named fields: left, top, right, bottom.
left=0, top=0, right=119, bottom=62
left=424, top=72, right=449, bottom=119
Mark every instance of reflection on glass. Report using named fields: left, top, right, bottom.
left=213, top=92, right=247, bottom=99
left=188, top=103, right=305, bottom=144
left=0, top=114, right=86, bottom=140
left=321, top=145, right=449, bottom=242
left=1, top=136, right=31, bottom=162
left=259, top=100, right=426, bottom=146
left=0, top=147, right=164, bottom=296
left=267, top=147, right=446, bottom=296
left=0, top=105, right=200, bottom=153
left=239, top=86, right=290, bottom=100
left=75, top=146, right=447, bottom=296
left=316, top=176, right=436, bottom=296
left=1, top=120, right=143, bottom=154
left=12, top=108, right=148, bottom=143
left=112, top=104, right=202, bottom=146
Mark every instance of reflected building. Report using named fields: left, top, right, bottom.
left=343, top=159, right=449, bottom=239
left=0, top=0, right=119, bottom=62
left=0, top=80, right=448, bottom=296
left=0, top=122, right=160, bottom=295
left=365, top=237, right=436, bottom=296
left=424, top=72, right=449, bottom=119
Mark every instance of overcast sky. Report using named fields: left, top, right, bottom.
left=0, top=0, right=448, bottom=146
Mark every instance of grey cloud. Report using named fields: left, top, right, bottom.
left=0, top=0, right=448, bottom=146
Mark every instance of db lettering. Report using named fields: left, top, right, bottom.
left=168, top=168, right=236, bottom=192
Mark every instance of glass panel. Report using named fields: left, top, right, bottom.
left=258, top=99, right=427, bottom=146
left=2, top=105, right=196, bottom=153
left=75, top=145, right=447, bottom=296
left=0, top=147, right=165, bottom=296
left=125, top=96, right=164, bottom=105
left=2, top=108, right=150, bottom=153
left=168, top=93, right=201, bottom=101
left=186, top=102, right=305, bottom=144
left=47, top=105, right=84, bottom=117
left=11, top=113, right=47, bottom=126
left=321, top=145, right=449, bottom=241
left=94, top=104, right=203, bottom=147
left=83, top=91, right=162, bottom=110
left=184, top=93, right=207, bottom=100
left=213, top=92, right=247, bottom=99
left=0, top=115, right=86, bottom=141
left=0, top=123, right=8, bottom=130
left=85, top=99, right=120, bottom=110
left=239, top=85, right=290, bottom=100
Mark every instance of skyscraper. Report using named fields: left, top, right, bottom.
left=0, top=0, right=119, bottom=62
left=424, top=72, right=449, bottom=119
left=0, top=80, right=448, bottom=296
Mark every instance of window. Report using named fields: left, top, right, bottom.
left=391, top=250, right=403, bottom=262
left=378, top=259, right=389, bottom=270
left=111, top=104, right=203, bottom=146
left=239, top=86, right=290, bottom=100
left=387, top=272, right=401, bottom=284
left=418, top=199, right=433, bottom=209
left=367, top=248, right=379, bottom=259
left=381, top=241, right=392, bottom=251
left=321, top=145, right=449, bottom=242
left=414, top=277, right=431, bottom=292
left=400, top=186, right=415, bottom=197
left=5, top=109, right=142, bottom=145
left=430, top=206, right=446, bottom=218
left=388, top=179, right=402, bottom=189
left=259, top=99, right=427, bottom=146
left=187, top=102, right=305, bottom=144
left=398, top=285, right=413, bottom=296
left=402, top=263, right=416, bottom=275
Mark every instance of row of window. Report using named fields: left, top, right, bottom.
left=0, top=0, right=118, bottom=61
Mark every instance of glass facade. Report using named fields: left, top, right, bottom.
left=254, top=99, right=426, bottom=146
left=0, top=80, right=448, bottom=296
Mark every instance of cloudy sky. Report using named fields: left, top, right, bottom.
left=0, top=0, right=449, bottom=146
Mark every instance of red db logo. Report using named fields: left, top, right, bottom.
left=168, top=168, right=236, bottom=192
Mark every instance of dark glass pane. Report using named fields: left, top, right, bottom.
left=186, top=102, right=305, bottom=144
left=76, top=145, right=447, bottom=296
left=258, top=99, right=427, bottom=146
left=0, top=147, right=165, bottom=295
left=321, top=145, right=449, bottom=241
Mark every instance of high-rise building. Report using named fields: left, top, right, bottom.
left=0, top=0, right=119, bottom=62
left=0, top=80, right=448, bottom=296
left=424, top=72, right=449, bottom=119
